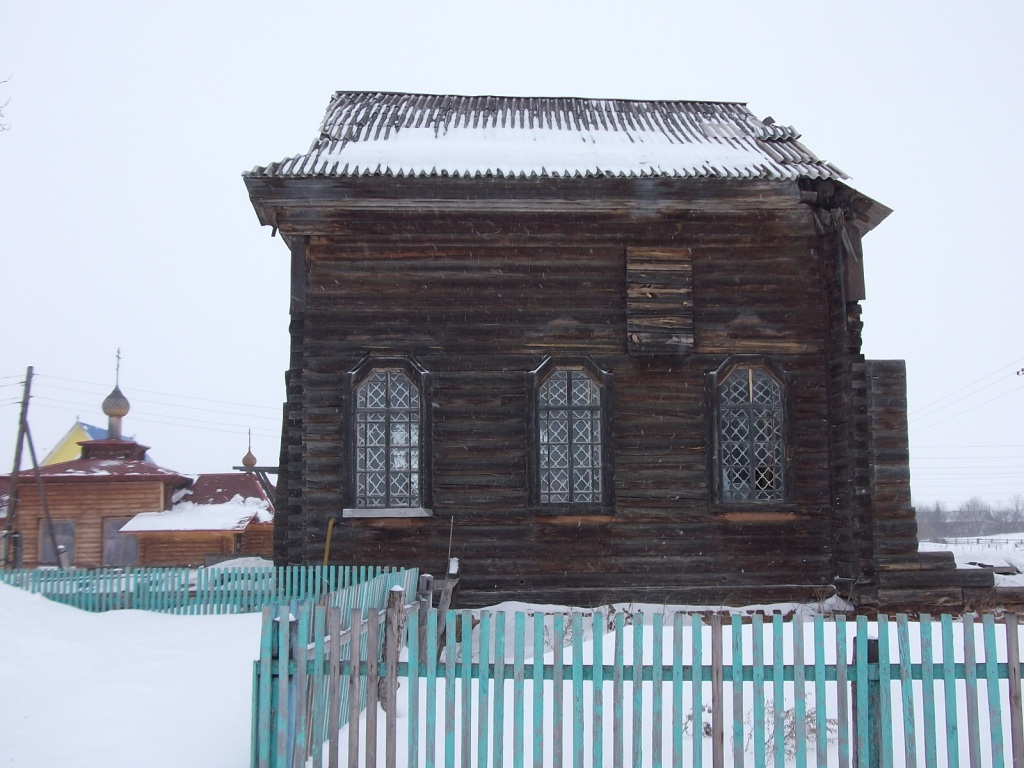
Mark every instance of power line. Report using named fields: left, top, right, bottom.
left=909, top=355, right=1024, bottom=419
left=25, top=400, right=279, bottom=439
left=909, top=385, right=1022, bottom=434
left=36, top=373, right=281, bottom=412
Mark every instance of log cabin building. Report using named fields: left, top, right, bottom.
left=245, top=92, right=991, bottom=609
left=2, top=386, right=273, bottom=568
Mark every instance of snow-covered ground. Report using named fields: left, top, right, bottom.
left=920, top=532, right=1024, bottom=586
left=1, top=537, right=1020, bottom=767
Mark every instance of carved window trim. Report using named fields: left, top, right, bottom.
left=527, top=357, right=614, bottom=514
left=343, top=355, right=432, bottom=518
left=709, top=357, right=788, bottom=505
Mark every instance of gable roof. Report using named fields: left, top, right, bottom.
left=176, top=472, right=274, bottom=509
left=246, top=92, right=849, bottom=182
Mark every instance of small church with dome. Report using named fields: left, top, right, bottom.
left=1, top=382, right=273, bottom=568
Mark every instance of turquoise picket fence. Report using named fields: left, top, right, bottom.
left=256, top=600, right=1024, bottom=768
left=251, top=567, right=421, bottom=767
left=0, top=565, right=402, bottom=614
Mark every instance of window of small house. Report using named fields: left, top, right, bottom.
left=39, top=519, right=76, bottom=565
left=102, top=517, right=138, bottom=567
left=717, top=365, right=785, bottom=503
left=344, top=360, right=431, bottom=518
left=537, top=367, right=604, bottom=504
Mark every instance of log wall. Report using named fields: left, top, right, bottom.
left=14, top=481, right=163, bottom=568
left=267, top=179, right=853, bottom=605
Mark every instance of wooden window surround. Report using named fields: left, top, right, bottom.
left=343, top=355, right=432, bottom=519
left=528, top=357, right=614, bottom=514
left=709, top=357, right=788, bottom=505
left=39, top=519, right=76, bottom=565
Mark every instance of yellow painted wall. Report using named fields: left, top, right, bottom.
left=41, top=423, right=96, bottom=465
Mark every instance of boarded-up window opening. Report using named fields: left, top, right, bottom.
left=625, top=248, right=694, bottom=356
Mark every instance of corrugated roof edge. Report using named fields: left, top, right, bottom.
left=244, top=91, right=846, bottom=182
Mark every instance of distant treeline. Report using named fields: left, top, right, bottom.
left=917, top=495, right=1024, bottom=540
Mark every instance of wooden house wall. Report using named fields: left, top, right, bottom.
left=14, top=481, right=164, bottom=568
left=241, top=523, right=274, bottom=557
left=136, top=531, right=236, bottom=568
left=278, top=188, right=847, bottom=605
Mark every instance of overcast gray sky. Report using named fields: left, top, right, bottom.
left=1, top=1, right=1021, bottom=508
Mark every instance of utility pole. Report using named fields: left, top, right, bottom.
left=3, top=366, right=32, bottom=566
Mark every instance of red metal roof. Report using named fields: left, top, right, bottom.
left=180, top=472, right=274, bottom=511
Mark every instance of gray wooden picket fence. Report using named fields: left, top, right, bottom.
left=252, top=568, right=422, bottom=768
left=254, top=592, right=1024, bottom=768
left=0, top=565, right=400, bottom=614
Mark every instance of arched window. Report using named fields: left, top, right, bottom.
left=537, top=367, right=604, bottom=504
left=354, top=369, right=422, bottom=509
left=717, top=365, right=785, bottom=503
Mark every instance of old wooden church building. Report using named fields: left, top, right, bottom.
left=245, top=92, right=988, bottom=609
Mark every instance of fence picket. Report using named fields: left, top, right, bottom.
left=551, top=613, right=563, bottom=768
left=896, top=614, right=918, bottom=768
left=460, top=611, right=472, bottom=768
left=813, top=616, right=827, bottom=768
left=752, top=613, right=765, bottom=768
left=593, top=610, right=605, bottom=768
left=512, top=614, right=528, bottom=768
left=878, top=614, right=894, bottom=767
left=921, top=614, right=938, bottom=768
left=613, top=612, right=624, bottom=768
left=532, top=612, right=544, bottom=768
left=667, top=613, right=679, bottom=768
left=425, top=610, right=438, bottom=768
left=492, top=612, right=506, bottom=768
left=242, top=597, right=1024, bottom=768
left=1007, top=613, right=1023, bottom=768
left=632, top=612, right=644, bottom=768
left=792, top=612, right=806, bottom=768
left=445, top=610, right=457, bottom=768
left=964, top=614, right=982, bottom=768
left=732, top=614, right=744, bottom=768
left=652, top=612, right=664, bottom=768
left=692, top=614, right=704, bottom=768
left=942, top=614, right=961, bottom=768
left=476, top=612, right=490, bottom=768
left=407, top=610, right=421, bottom=768
left=982, top=614, right=1005, bottom=768
left=772, top=615, right=784, bottom=768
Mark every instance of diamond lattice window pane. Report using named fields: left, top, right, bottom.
left=718, top=367, right=784, bottom=502
left=354, top=367, right=424, bottom=507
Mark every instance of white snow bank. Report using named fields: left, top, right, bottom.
left=0, top=582, right=262, bottom=767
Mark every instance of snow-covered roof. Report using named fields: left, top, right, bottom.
left=8, top=457, right=189, bottom=483
left=121, top=494, right=272, bottom=533
left=246, top=92, right=848, bottom=182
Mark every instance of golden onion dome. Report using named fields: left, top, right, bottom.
left=242, top=448, right=258, bottom=468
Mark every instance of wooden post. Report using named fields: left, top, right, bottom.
left=384, top=586, right=404, bottom=768
left=851, top=634, right=881, bottom=768
left=1007, top=613, right=1023, bottom=768
left=3, top=367, right=31, bottom=557
left=417, top=573, right=433, bottom=662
